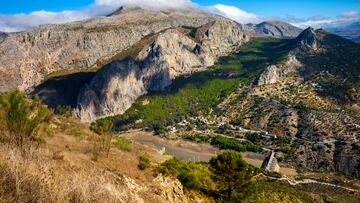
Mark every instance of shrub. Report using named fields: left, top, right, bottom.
left=55, top=105, right=73, bottom=117
left=0, top=89, right=51, bottom=149
left=153, top=123, right=166, bottom=135
left=67, top=126, right=86, bottom=138
left=275, top=146, right=292, bottom=154
left=138, top=153, right=150, bottom=170
left=157, top=158, right=215, bottom=191
left=246, top=132, right=261, bottom=143
left=114, top=136, right=132, bottom=152
left=90, top=119, right=113, bottom=157
left=211, top=136, right=263, bottom=152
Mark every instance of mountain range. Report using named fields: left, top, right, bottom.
left=0, top=5, right=359, bottom=202
left=328, top=22, right=360, bottom=42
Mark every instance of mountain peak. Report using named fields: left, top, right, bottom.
left=252, top=21, right=303, bottom=38
left=106, top=6, right=144, bottom=16
left=295, top=27, right=318, bottom=50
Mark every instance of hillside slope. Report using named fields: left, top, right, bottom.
left=220, top=28, right=360, bottom=177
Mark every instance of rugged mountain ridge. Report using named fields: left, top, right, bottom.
left=246, top=21, right=303, bottom=38
left=221, top=28, right=360, bottom=177
left=76, top=19, right=250, bottom=122
left=0, top=7, right=222, bottom=92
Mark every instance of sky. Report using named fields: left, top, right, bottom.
left=0, top=0, right=359, bottom=32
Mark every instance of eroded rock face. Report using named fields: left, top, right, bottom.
left=0, top=7, right=221, bottom=92
left=76, top=19, right=250, bottom=122
left=257, top=55, right=302, bottom=86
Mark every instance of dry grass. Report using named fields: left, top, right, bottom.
left=0, top=144, right=144, bottom=203
left=0, top=113, right=172, bottom=203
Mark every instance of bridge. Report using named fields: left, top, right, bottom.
left=261, top=151, right=280, bottom=172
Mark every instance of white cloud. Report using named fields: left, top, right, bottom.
left=95, top=0, right=197, bottom=10
left=290, top=10, right=359, bottom=29
left=0, top=10, right=94, bottom=32
left=0, top=0, right=201, bottom=32
left=341, top=10, right=359, bottom=19
left=291, top=19, right=335, bottom=29
left=207, top=4, right=262, bottom=24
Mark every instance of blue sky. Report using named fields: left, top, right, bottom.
left=198, top=0, right=360, bottom=19
left=1, top=0, right=359, bottom=18
left=0, top=0, right=359, bottom=32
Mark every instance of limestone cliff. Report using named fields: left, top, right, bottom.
left=76, top=19, right=250, bottom=122
left=0, top=7, right=221, bottom=92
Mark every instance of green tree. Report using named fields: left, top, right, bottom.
left=209, top=150, right=253, bottom=202
left=90, top=119, right=113, bottom=157
left=0, top=89, right=50, bottom=149
left=153, top=122, right=166, bottom=135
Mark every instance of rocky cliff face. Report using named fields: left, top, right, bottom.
left=0, top=7, right=221, bottom=92
left=76, top=19, right=250, bottom=122
left=246, top=21, right=302, bottom=38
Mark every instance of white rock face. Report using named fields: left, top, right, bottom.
left=257, top=54, right=303, bottom=86
left=257, top=65, right=282, bottom=85
left=0, top=7, right=221, bottom=92
left=77, top=19, right=250, bottom=122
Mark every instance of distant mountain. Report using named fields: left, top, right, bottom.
left=246, top=21, right=303, bottom=38
left=328, top=22, right=360, bottom=42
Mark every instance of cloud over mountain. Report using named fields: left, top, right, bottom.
left=0, top=0, right=199, bottom=32
left=207, top=4, right=263, bottom=24
left=290, top=10, right=360, bottom=28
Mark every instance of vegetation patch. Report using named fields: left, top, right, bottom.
left=211, top=136, right=263, bottom=152
left=138, top=153, right=150, bottom=170
left=114, top=136, right=132, bottom=152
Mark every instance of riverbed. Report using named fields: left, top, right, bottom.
left=125, top=131, right=297, bottom=176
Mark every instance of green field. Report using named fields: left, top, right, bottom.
left=100, top=38, right=291, bottom=131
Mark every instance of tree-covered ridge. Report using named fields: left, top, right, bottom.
left=100, top=38, right=291, bottom=131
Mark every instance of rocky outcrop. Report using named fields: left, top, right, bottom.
left=257, top=65, right=284, bottom=85
left=153, top=176, right=188, bottom=203
left=76, top=19, right=250, bottom=122
left=257, top=55, right=302, bottom=86
left=0, top=7, right=222, bottom=92
left=294, top=27, right=319, bottom=50
left=247, top=21, right=302, bottom=38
